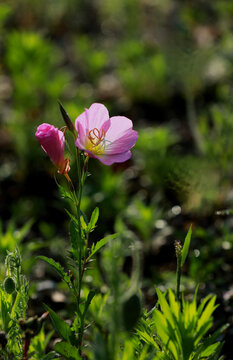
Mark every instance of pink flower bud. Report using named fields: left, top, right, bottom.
left=35, top=123, right=70, bottom=174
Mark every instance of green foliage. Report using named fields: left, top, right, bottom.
left=86, top=233, right=118, bottom=261
left=54, top=341, right=81, bottom=359
left=87, top=207, right=99, bottom=233
left=151, top=288, right=223, bottom=360
left=200, top=105, right=233, bottom=168
left=122, top=197, right=161, bottom=242
left=38, top=256, right=72, bottom=289
left=0, top=4, right=11, bottom=28
left=74, top=35, right=108, bottom=82
left=118, top=49, right=169, bottom=102
left=70, top=219, right=80, bottom=259
left=181, top=225, right=192, bottom=267
left=43, top=304, right=77, bottom=346
left=0, top=219, right=33, bottom=256
left=0, top=249, right=51, bottom=359
left=5, top=31, right=68, bottom=109
left=29, top=325, right=54, bottom=360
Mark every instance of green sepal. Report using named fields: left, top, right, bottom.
left=58, top=101, right=76, bottom=133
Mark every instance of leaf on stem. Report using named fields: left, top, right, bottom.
left=181, top=225, right=192, bottom=267
left=83, top=290, right=95, bottom=318
left=38, top=256, right=72, bottom=289
left=136, top=328, right=159, bottom=349
left=40, top=351, right=59, bottom=360
left=70, top=220, right=81, bottom=259
left=87, top=207, right=99, bottom=232
left=57, top=183, right=74, bottom=202
left=80, top=216, right=87, bottom=231
left=43, top=304, right=77, bottom=346
left=86, top=234, right=118, bottom=261
left=55, top=341, right=81, bottom=359
left=65, top=209, right=80, bottom=229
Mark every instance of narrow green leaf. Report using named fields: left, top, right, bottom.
left=83, top=290, right=95, bottom=317
left=70, top=220, right=79, bottom=258
left=136, top=330, right=159, bottom=349
left=65, top=209, right=80, bottom=229
left=87, top=207, right=99, bottom=232
left=199, top=343, right=220, bottom=357
left=41, top=352, right=59, bottom=360
left=86, top=234, right=118, bottom=261
left=80, top=216, right=88, bottom=231
left=55, top=341, right=81, bottom=360
left=197, top=294, right=212, bottom=317
left=38, top=256, right=71, bottom=288
left=197, top=296, right=218, bottom=331
left=181, top=225, right=192, bottom=267
left=57, top=183, right=73, bottom=202
left=44, top=304, right=76, bottom=346
left=138, top=345, right=149, bottom=360
left=194, top=330, right=226, bottom=360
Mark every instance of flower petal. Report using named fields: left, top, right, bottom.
left=105, top=116, right=133, bottom=142
left=75, top=103, right=109, bottom=133
left=96, top=150, right=132, bottom=165
left=35, top=124, right=65, bottom=167
left=76, top=121, right=86, bottom=148
left=104, top=129, right=138, bottom=154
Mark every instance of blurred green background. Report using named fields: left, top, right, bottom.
left=1, top=0, right=233, bottom=356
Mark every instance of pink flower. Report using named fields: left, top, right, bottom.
left=35, top=123, right=70, bottom=174
left=75, top=103, right=138, bottom=165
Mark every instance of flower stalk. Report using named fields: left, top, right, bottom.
left=35, top=102, right=138, bottom=355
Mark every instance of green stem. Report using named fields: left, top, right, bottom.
left=78, top=314, right=85, bottom=352
left=77, top=157, right=89, bottom=302
left=75, top=156, right=89, bottom=351
left=176, top=253, right=181, bottom=302
left=16, top=265, right=21, bottom=292
left=11, top=291, right=20, bottom=319
left=175, top=240, right=182, bottom=302
left=77, top=162, right=84, bottom=306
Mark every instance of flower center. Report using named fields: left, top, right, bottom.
left=86, top=128, right=106, bottom=155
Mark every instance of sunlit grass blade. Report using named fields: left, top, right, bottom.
left=181, top=225, right=192, bottom=267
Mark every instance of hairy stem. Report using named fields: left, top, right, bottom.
left=76, top=156, right=89, bottom=351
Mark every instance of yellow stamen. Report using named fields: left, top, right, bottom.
left=86, top=128, right=106, bottom=155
